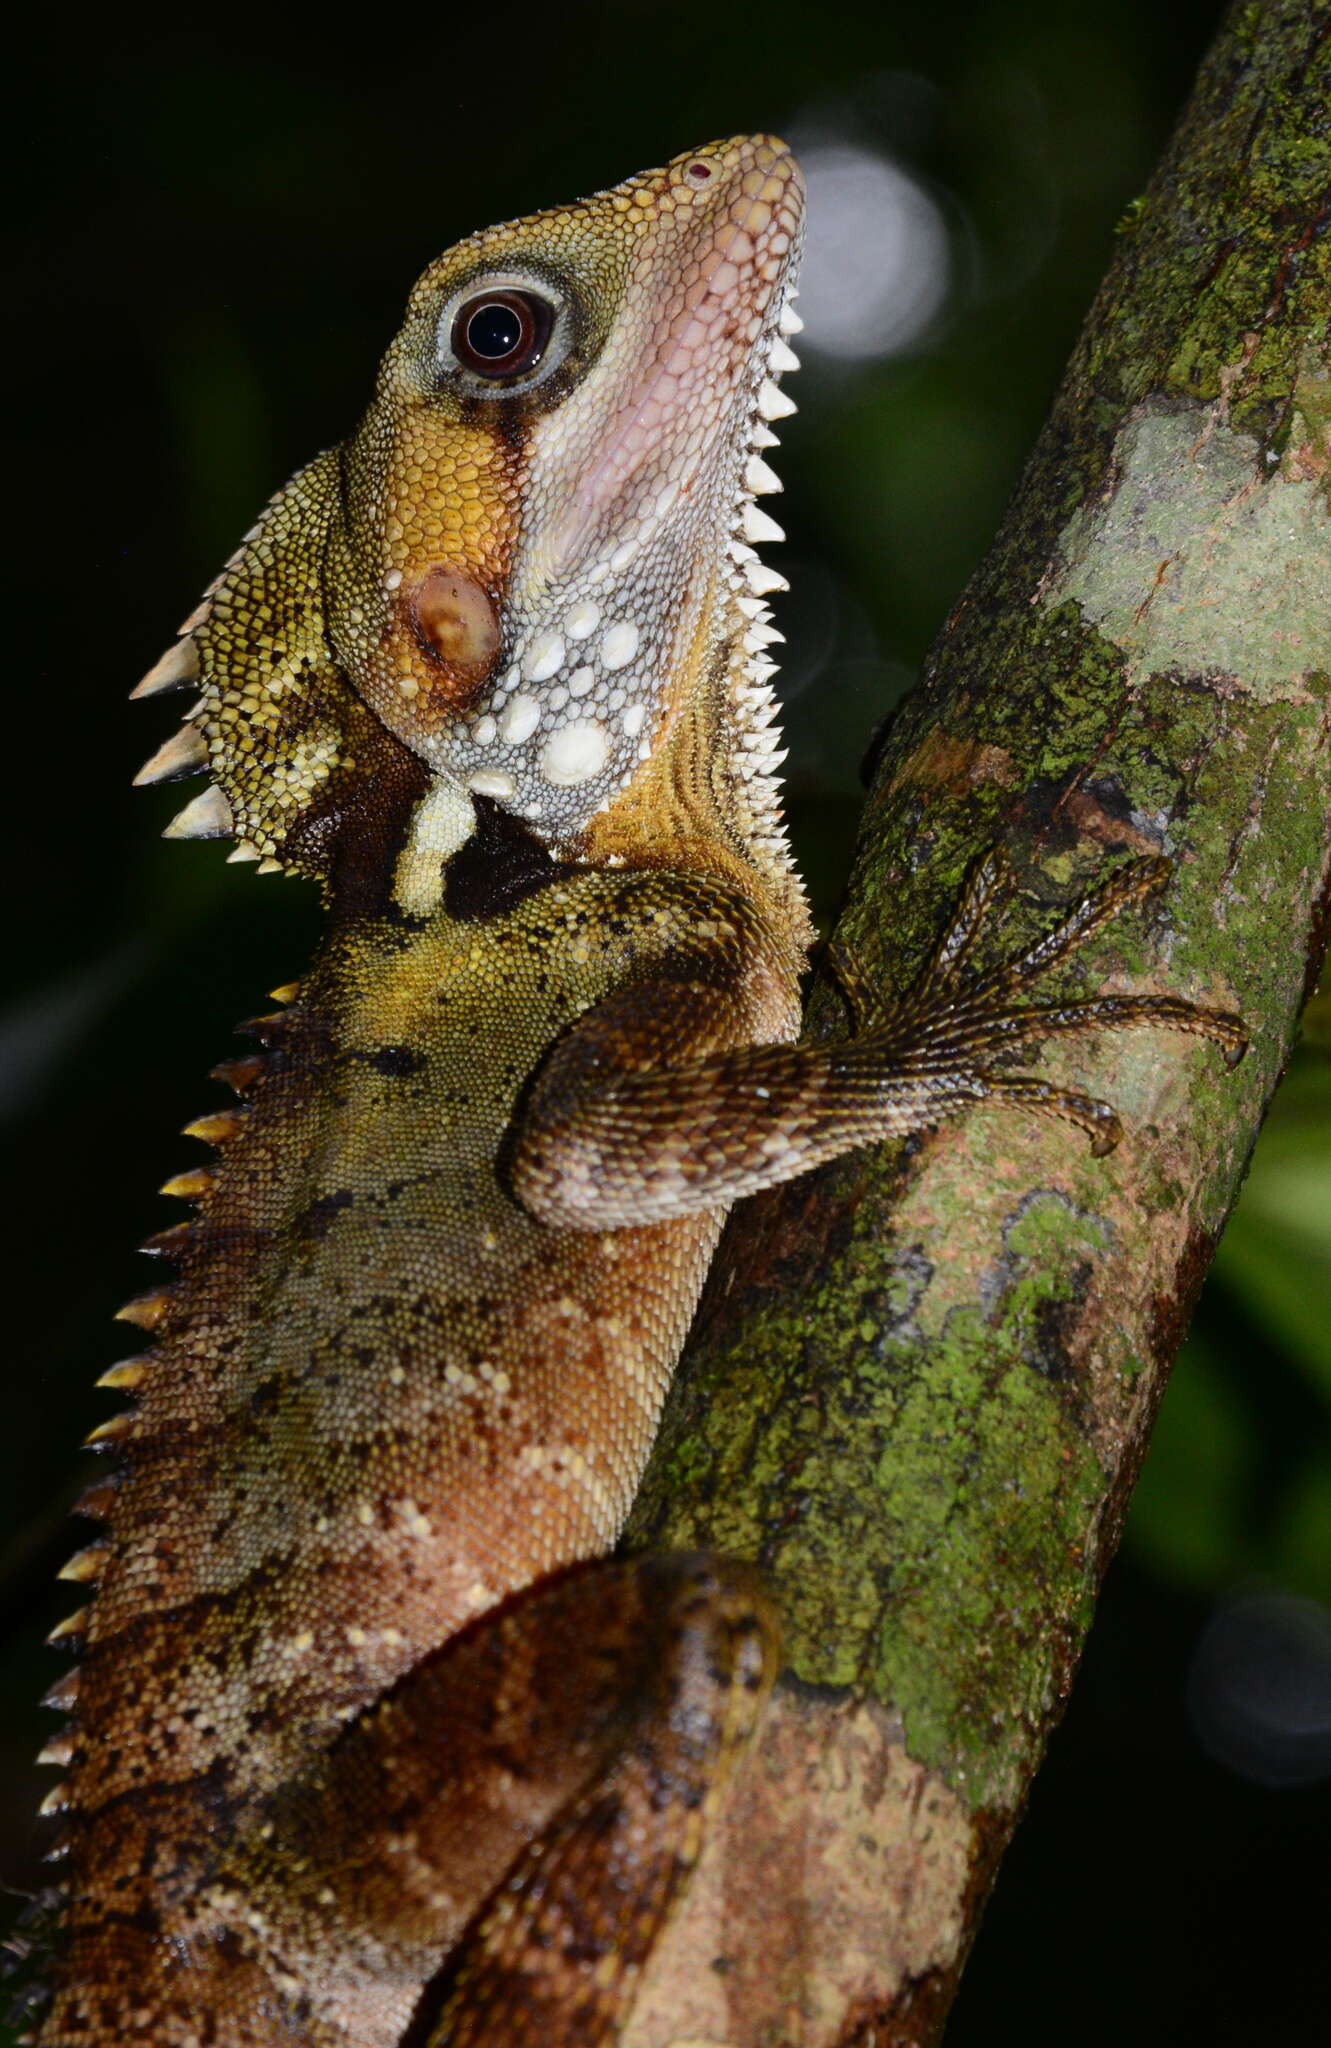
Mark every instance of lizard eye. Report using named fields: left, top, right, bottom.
left=450, top=288, right=558, bottom=381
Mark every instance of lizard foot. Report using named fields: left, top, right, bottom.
left=839, top=850, right=1248, bottom=1157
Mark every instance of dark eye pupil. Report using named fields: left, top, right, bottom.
left=451, top=288, right=556, bottom=381
left=465, top=302, right=523, bottom=360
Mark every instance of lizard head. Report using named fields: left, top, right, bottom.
left=134, top=138, right=804, bottom=908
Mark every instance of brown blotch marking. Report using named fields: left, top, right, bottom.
left=887, top=728, right=1018, bottom=795
left=1057, top=781, right=1173, bottom=854
left=288, top=697, right=433, bottom=922
left=444, top=797, right=570, bottom=924
left=294, top=1189, right=357, bottom=1242
left=361, top=1045, right=426, bottom=1078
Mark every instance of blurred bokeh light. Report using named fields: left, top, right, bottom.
left=1188, top=1589, right=1331, bottom=1789
left=796, top=141, right=952, bottom=359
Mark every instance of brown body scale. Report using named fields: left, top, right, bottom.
left=49, top=858, right=795, bottom=2045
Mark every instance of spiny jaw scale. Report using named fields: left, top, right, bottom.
left=428, top=136, right=805, bottom=847
left=715, top=256, right=805, bottom=874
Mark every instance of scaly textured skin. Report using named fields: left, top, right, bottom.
left=28, top=138, right=1245, bottom=2047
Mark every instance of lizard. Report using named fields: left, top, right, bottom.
left=21, top=134, right=1247, bottom=2048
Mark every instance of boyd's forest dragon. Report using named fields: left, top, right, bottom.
left=22, top=136, right=1245, bottom=2046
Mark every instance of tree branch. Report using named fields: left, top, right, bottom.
left=623, top=3, right=1331, bottom=2040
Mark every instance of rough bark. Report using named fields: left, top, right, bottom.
left=623, top=4, right=1331, bottom=2042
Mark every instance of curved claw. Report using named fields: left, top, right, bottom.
left=982, top=1071, right=1124, bottom=1155
left=1221, top=1026, right=1249, bottom=1069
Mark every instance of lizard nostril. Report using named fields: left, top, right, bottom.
left=685, top=161, right=713, bottom=184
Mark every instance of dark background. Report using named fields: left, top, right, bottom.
left=4, top=5, right=1329, bottom=2041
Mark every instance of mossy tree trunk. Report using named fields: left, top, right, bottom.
left=624, top=4, right=1330, bottom=2041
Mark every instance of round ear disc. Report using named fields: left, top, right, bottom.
left=411, top=568, right=502, bottom=675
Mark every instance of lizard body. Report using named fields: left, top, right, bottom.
left=27, top=137, right=1244, bottom=2046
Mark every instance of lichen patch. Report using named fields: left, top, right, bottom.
left=1050, top=404, right=1331, bottom=699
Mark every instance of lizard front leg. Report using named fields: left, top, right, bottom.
left=513, top=852, right=1247, bottom=1230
